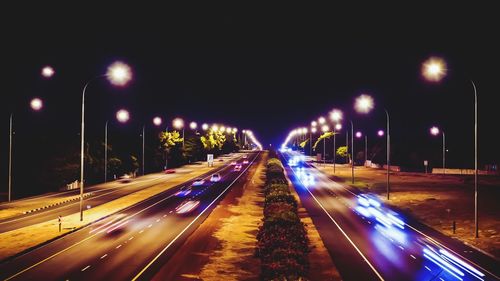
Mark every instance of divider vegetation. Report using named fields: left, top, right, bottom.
left=256, top=155, right=310, bottom=280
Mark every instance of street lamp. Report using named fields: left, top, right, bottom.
left=356, top=131, right=368, bottom=166
left=321, top=125, right=329, bottom=164
left=41, top=66, right=55, bottom=78
left=430, top=126, right=446, bottom=175
left=8, top=98, right=44, bottom=202
left=355, top=94, right=390, bottom=198
left=190, top=121, right=197, bottom=130
left=80, top=61, right=132, bottom=221
left=422, top=57, right=479, bottom=238
left=172, top=117, right=185, bottom=148
left=104, top=110, right=130, bottom=182
left=330, top=109, right=343, bottom=173
left=202, top=123, right=209, bottom=131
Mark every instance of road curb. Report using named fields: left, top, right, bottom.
left=22, top=193, right=94, bottom=215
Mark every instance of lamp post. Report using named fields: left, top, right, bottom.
left=422, top=57, right=479, bottom=238
left=430, top=126, right=446, bottom=174
left=80, top=61, right=132, bottom=221
left=330, top=109, right=343, bottom=173
left=321, top=125, right=329, bottom=165
left=356, top=131, right=367, bottom=166
left=105, top=110, right=131, bottom=181
left=310, top=121, right=317, bottom=156
left=354, top=94, right=390, bottom=198
left=173, top=118, right=185, bottom=148
left=104, top=120, right=108, bottom=182
left=8, top=97, right=44, bottom=202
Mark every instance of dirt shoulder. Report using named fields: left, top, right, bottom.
left=153, top=152, right=266, bottom=281
left=315, top=163, right=500, bottom=258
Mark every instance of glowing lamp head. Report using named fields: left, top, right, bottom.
left=116, top=109, right=130, bottom=123
left=311, top=127, right=317, bottom=133
left=153, top=117, right=162, bottom=126
left=41, top=66, right=55, bottom=78
left=212, top=125, right=219, bottom=132
left=30, top=98, right=43, bottom=111
left=311, top=121, right=317, bottom=127
left=335, top=124, right=342, bottom=131
left=226, top=127, right=232, bottom=133
left=172, top=118, right=184, bottom=129
left=355, top=131, right=362, bottom=138
left=422, top=57, right=447, bottom=82
left=232, top=127, right=238, bottom=133
left=321, top=125, right=329, bottom=132
left=318, top=117, right=326, bottom=124
left=189, top=121, right=197, bottom=130
left=302, top=128, right=308, bottom=134
left=355, top=94, right=375, bottom=113
left=377, top=130, right=385, bottom=137
left=220, top=126, right=226, bottom=132
left=330, top=109, right=343, bottom=122
left=202, top=123, right=209, bottom=130
left=106, top=61, right=132, bottom=86
left=430, top=126, right=440, bottom=136
left=242, top=129, right=246, bottom=133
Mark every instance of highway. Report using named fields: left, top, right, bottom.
left=0, top=155, right=240, bottom=233
left=281, top=151, right=500, bottom=281
left=0, top=152, right=259, bottom=281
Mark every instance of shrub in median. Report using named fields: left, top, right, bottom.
left=256, top=157, right=310, bottom=280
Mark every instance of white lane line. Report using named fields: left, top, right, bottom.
left=410, top=254, right=416, bottom=260
left=132, top=152, right=260, bottom=281
left=169, top=211, right=173, bottom=214
left=4, top=186, right=182, bottom=281
left=163, top=214, right=167, bottom=218
left=139, top=230, right=144, bottom=234
left=306, top=153, right=500, bottom=280
left=284, top=154, right=385, bottom=281
left=100, top=254, right=108, bottom=259
left=81, top=265, right=90, bottom=272
left=156, top=219, right=160, bottom=222
left=116, top=244, right=122, bottom=249
left=398, top=245, right=404, bottom=251
left=425, top=266, right=431, bottom=272
left=129, top=236, right=134, bottom=241
left=148, top=224, right=152, bottom=228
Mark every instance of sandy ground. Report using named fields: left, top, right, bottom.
left=315, top=163, right=500, bottom=258
left=154, top=153, right=266, bottom=281
left=0, top=157, right=236, bottom=262
left=155, top=152, right=341, bottom=280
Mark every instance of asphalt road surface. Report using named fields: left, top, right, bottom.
left=0, top=155, right=240, bottom=233
left=281, top=151, right=500, bottom=281
left=0, top=152, right=259, bottom=281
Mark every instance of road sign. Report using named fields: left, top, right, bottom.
left=207, top=154, right=214, bottom=167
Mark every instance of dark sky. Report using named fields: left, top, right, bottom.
left=1, top=4, right=499, bottom=171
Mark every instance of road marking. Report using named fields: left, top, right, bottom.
left=100, top=254, right=108, bottom=259
left=304, top=152, right=500, bottom=280
left=425, top=266, right=431, bottom=272
left=284, top=154, right=385, bottom=281
left=81, top=265, right=90, bottom=272
left=410, top=254, right=416, bottom=260
left=169, top=211, right=173, bottom=214
left=398, top=245, right=404, bottom=251
left=3, top=188, right=181, bottom=281
left=156, top=219, right=160, bottom=222
left=129, top=236, right=134, bottom=241
left=116, top=244, right=122, bottom=249
left=132, top=152, right=260, bottom=281
left=139, top=229, right=144, bottom=234
left=163, top=214, right=167, bottom=218
left=148, top=224, right=152, bottom=228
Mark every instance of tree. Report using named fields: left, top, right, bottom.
left=184, top=136, right=204, bottom=162
left=159, top=130, right=184, bottom=168
left=336, top=146, right=350, bottom=164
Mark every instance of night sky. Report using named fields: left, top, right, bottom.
left=1, top=4, right=499, bottom=194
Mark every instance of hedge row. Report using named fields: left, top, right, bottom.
left=256, top=157, right=309, bottom=280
